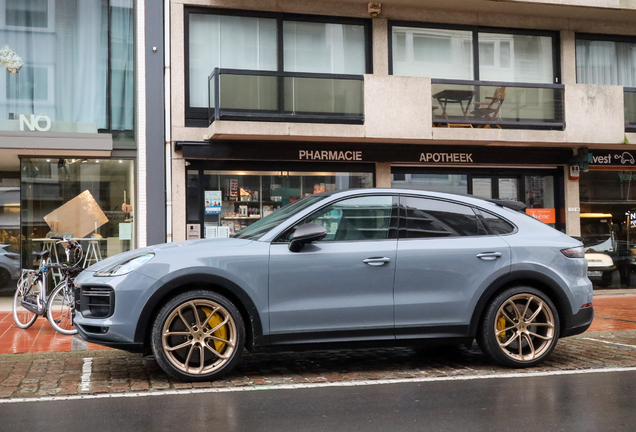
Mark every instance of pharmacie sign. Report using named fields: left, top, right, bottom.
left=299, top=150, right=362, bottom=161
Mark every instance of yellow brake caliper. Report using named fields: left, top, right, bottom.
left=496, top=316, right=507, bottom=342
left=202, top=307, right=227, bottom=353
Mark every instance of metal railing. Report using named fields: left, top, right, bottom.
left=431, top=79, right=565, bottom=129
left=625, top=88, right=636, bottom=133
left=207, top=68, right=364, bottom=125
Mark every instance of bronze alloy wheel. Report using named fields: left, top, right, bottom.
left=494, top=293, right=555, bottom=362
left=161, top=299, right=238, bottom=376
left=478, top=286, right=560, bottom=368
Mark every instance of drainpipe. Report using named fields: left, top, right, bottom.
left=164, top=0, right=172, bottom=243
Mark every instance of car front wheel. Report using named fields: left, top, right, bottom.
left=478, top=286, right=560, bottom=368
left=151, top=290, right=245, bottom=382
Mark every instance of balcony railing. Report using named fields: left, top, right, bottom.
left=431, top=79, right=565, bottom=129
left=207, top=68, right=364, bottom=125
left=626, top=88, right=636, bottom=133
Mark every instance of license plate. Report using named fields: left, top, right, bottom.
left=587, top=271, right=602, bottom=277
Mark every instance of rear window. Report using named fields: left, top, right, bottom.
left=479, top=210, right=515, bottom=235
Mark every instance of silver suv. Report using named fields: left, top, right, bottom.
left=74, top=189, right=593, bottom=381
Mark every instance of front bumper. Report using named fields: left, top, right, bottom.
left=75, top=324, right=144, bottom=353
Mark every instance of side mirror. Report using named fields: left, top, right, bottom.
left=289, top=223, right=327, bottom=252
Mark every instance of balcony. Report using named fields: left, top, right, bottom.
left=626, top=88, right=636, bottom=133
left=431, top=80, right=565, bottom=130
left=207, top=68, right=364, bottom=125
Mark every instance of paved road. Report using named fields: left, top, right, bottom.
left=1, top=368, right=635, bottom=432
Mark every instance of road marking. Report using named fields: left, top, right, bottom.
left=581, top=338, right=636, bottom=349
left=79, top=358, right=93, bottom=393
left=2, top=365, right=636, bottom=404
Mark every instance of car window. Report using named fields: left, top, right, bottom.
left=477, top=210, right=516, bottom=235
left=294, top=195, right=397, bottom=242
left=401, top=196, right=486, bottom=238
left=234, top=194, right=327, bottom=240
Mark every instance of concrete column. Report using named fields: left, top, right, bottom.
left=172, top=154, right=187, bottom=242
left=372, top=18, right=389, bottom=76
left=564, top=166, right=581, bottom=237
left=560, top=30, right=576, bottom=85
left=375, top=162, right=392, bottom=188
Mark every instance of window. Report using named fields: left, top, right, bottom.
left=401, top=197, right=485, bottom=238
left=392, top=27, right=473, bottom=80
left=305, top=195, right=396, bottom=242
left=0, top=0, right=134, bottom=137
left=186, top=8, right=371, bottom=121
left=576, top=36, right=636, bottom=87
left=390, top=23, right=558, bottom=84
left=5, top=0, right=53, bottom=30
left=477, top=210, right=515, bottom=235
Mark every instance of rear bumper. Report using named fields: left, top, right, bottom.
left=562, top=306, right=594, bottom=337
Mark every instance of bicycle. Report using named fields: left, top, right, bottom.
left=12, top=236, right=84, bottom=335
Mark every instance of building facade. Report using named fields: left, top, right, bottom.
left=167, top=0, right=636, bottom=290
left=0, top=0, right=165, bottom=289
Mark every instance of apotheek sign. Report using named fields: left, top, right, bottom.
left=420, top=153, right=473, bottom=163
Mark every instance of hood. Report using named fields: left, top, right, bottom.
left=84, top=237, right=253, bottom=273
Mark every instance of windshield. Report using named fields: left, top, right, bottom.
left=233, top=195, right=328, bottom=240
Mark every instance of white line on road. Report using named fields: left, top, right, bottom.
left=581, top=338, right=636, bottom=349
left=2, top=365, right=636, bottom=404
left=79, top=358, right=93, bottom=393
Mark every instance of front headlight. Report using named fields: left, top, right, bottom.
left=94, top=253, right=154, bottom=277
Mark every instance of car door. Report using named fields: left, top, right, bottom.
left=394, top=196, right=511, bottom=339
left=268, top=194, right=399, bottom=344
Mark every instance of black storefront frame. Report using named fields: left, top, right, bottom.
left=184, top=7, right=373, bottom=127
left=184, top=160, right=377, bottom=227
left=391, top=166, right=566, bottom=231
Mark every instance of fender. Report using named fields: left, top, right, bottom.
left=468, top=270, right=573, bottom=337
left=133, top=267, right=265, bottom=350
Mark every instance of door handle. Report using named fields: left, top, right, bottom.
left=363, top=257, right=391, bottom=266
left=476, top=252, right=502, bottom=261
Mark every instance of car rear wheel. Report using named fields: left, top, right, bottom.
left=478, top=286, right=560, bottom=368
left=151, top=290, right=245, bottom=382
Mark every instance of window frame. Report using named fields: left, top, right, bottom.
left=388, top=21, right=561, bottom=84
left=184, top=7, right=373, bottom=126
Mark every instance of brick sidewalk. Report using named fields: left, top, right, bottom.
left=1, top=329, right=636, bottom=400
left=1, top=295, right=636, bottom=400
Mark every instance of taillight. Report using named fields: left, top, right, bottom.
left=561, top=246, right=585, bottom=258
left=581, top=302, right=593, bottom=308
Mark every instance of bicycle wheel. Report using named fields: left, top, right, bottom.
left=13, top=279, right=38, bottom=329
left=47, top=281, right=77, bottom=335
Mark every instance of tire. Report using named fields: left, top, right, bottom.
left=47, top=282, right=78, bottom=335
left=151, top=290, right=245, bottom=382
left=0, top=268, right=10, bottom=288
left=477, top=286, right=560, bottom=368
left=13, top=279, right=38, bottom=329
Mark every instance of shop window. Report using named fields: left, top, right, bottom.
left=186, top=169, right=373, bottom=237
left=0, top=0, right=134, bottom=138
left=401, top=197, right=485, bottom=238
left=20, top=158, right=135, bottom=270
